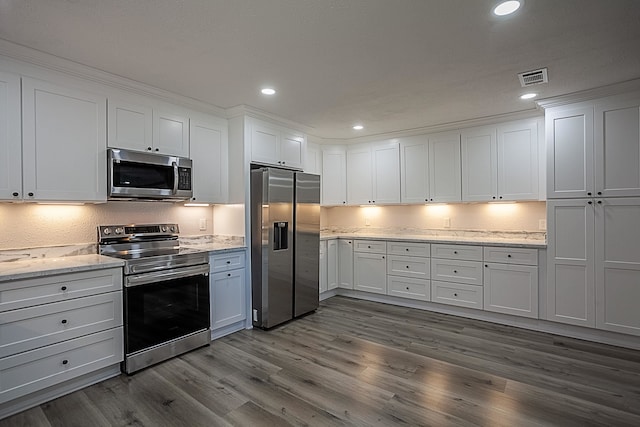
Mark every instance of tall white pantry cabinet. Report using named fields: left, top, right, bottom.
left=546, top=93, right=640, bottom=336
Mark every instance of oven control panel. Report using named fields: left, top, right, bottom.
left=98, top=223, right=179, bottom=241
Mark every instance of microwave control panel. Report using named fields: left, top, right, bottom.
left=178, top=167, right=192, bottom=190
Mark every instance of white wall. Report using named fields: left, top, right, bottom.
left=321, top=201, right=546, bottom=232
left=0, top=202, right=215, bottom=250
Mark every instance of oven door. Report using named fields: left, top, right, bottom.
left=123, top=264, right=210, bottom=355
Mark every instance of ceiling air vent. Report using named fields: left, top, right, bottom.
left=518, top=68, right=548, bottom=87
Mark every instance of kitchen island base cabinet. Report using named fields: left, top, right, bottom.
left=210, top=250, right=247, bottom=338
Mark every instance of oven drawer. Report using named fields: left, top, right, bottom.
left=387, top=241, right=430, bottom=257
left=431, top=244, right=483, bottom=261
left=431, top=258, right=483, bottom=285
left=0, top=268, right=123, bottom=313
left=210, top=250, right=246, bottom=273
left=431, top=281, right=483, bottom=310
left=387, top=277, right=430, bottom=301
left=0, top=328, right=123, bottom=404
left=387, top=255, right=430, bottom=279
left=0, top=292, right=123, bottom=358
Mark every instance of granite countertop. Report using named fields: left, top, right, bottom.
left=320, top=232, right=546, bottom=248
left=0, top=254, right=125, bottom=282
left=180, top=242, right=247, bottom=253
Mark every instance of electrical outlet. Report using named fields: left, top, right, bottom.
left=539, top=219, right=547, bottom=230
left=365, top=217, right=371, bottom=226
left=443, top=217, right=451, bottom=228
left=199, top=218, right=207, bottom=231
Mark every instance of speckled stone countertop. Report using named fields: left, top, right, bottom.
left=0, top=254, right=125, bottom=282
left=320, top=229, right=546, bottom=248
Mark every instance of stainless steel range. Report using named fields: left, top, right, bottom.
left=98, top=223, right=210, bottom=374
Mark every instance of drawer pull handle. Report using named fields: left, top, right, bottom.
left=227, top=273, right=231, bottom=277
left=507, top=254, right=512, bottom=258
left=406, top=265, right=410, bottom=269
left=406, top=287, right=410, bottom=290
left=61, top=319, right=67, bottom=324
left=454, top=251, right=458, bottom=254
left=454, top=293, right=458, bottom=297
left=406, top=248, right=409, bottom=251
left=485, top=264, right=488, bottom=267
left=62, top=359, right=69, bottom=365
left=226, top=261, right=231, bottom=264
left=453, top=270, right=458, bottom=273
left=382, top=256, right=385, bottom=259
left=61, top=286, right=67, bottom=291
left=368, top=246, right=371, bottom=249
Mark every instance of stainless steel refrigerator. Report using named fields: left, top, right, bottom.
left=250, top=167, right=320, bottom=329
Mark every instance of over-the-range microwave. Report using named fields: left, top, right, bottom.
left=108, top=148, right=193, bottom=201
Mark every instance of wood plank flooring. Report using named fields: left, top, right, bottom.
left=3, top=296, right=640, bottom=426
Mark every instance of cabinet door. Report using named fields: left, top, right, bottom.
left=595, top=197, right=640, bottom=336
left=153, top=108, right=189, bottom=157
left=461, top=126, right=497, bottom=202
left=346, top=146, right=372, bottom=205
left=280, top=132, right=305, bottom=169
left=400, top=137, right=429, bottom=203
left=372, top=142, right=400, bottom=204
left=211, top=269, right=246, bottom=330
left=319, top=241, right=328, bottom=293
left=305, top=143, right=322, bottom=174
left=190, top=117, right=228, bottom=203
left=498, top=120, right=539, bottom=201
left=107, top=99, right=152, bottom=152
left=250, top=121, right=280, bottom=165
left=327, top=239, right=339, bottom=290
left=353, top=252, right=387, bottom=294
left=546, top=106, right=594, bottom=198
left=484, top=263, right=538, bottom=319
left=595, top=98, right=640, bottom=197
left=338, top=239, right=354, bottom=289
left=0, top=71, right=21, bottom=200
left=429, top=133, right=461, bottom=202
left=22, top=77, right=106, bottom=202
left=321, top=150, right=346, bottom=205
left=546, top=199, right=595, bottom=327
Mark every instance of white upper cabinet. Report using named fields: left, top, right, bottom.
left=462, top=120, right=538, bottom=202
left=497, top=120, right=539, bottom=201
left=321, top=148, right=347, bottom=206
left=347, top=142, right=400, bottom=205
left=429, top=132, right=462, bottom=202
left=304, top=142, right=322, bottom=175
left=346, top=145, right=372, bottom=205
left=0, top=71, right=22, bottom=201
left=22, top=77, right=107, bottom=202
left=594, top=98, right=640, bottom=197
left=189, top=115, right=228, bottom=204
left=400, top=135, right=429, bottom=203
left=462, top=126, right=497, bottom=202
left=249, top=118, right=305, bottom=169
left=108, top=98, right=189, bottom=157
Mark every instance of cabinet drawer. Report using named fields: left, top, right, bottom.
left=483, top=247, right=538, bottom=265
left=431, top=281, right=483, bottom=309
left=387, top=277, right=430, bottom=301
left=210, top=250, right=246, bottom=273
left=0, top=292, right=123, bottom=358
left=353, top=240, right=387, bottom=254
left=431, top=244, right=482, bottom=261
left=0, top=328, right=123, bottom=403
left=0, top=268, right=122, bottom=313
left=387, top=255, right=430, bottom=279
left=431, top=258, right=483, bottom=285
left=387, top=241, right=430, bottom=257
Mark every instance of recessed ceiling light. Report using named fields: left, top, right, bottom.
left=261, top=88, right=276, bottom=95
left=493, top=0, right=521, bottom=16
left=352, top=124, right=364, bottom=130
left=520, top=93, right=537, bottom=100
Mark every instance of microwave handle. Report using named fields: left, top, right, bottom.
left=172, top=162, right=178, bottom=195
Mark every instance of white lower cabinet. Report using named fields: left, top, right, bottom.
left=353, top=240, right=387, bottom=294
left=327, top=240, right=339, bottom=290
left=484, top=262, right=538, bottom=319
left=0, top=267, right=123, bottom=408
left=386, top=241, right=431, bottom=301
left=210, top=250, right=246, bottom=332
left=338, top=239, right=353, bottom=289
left=430, top=243, right=484, bottom=309
left=431, top=281, right=483, bottom=309
left=319, top=241, right=328, bottom=293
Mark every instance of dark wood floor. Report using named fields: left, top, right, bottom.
left=4, top=296, right=640, bottom=426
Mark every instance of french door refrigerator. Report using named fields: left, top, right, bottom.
left=250, top=167, right=320, bottom=329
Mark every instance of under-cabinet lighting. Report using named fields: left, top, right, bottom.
left=36, top=202, right=85, bottom=206
left=184, top=203, right=210, bottom=207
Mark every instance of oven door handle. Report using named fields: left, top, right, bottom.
left=172, top=161, right=179, bottom=195
left=125, top=264, right=209, bottom=287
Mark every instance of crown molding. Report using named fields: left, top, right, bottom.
left=0, top=38, right=227, bottom=117
left=536, top=78, right=640, bottom=110
left=225, top=104, right=316, bottom=134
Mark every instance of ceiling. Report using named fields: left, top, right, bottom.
left=1, top=0, right=639, bottom=140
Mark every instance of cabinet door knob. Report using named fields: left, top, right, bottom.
left=485, top=264, right=488, bottom=267
left=597, top=200, right=602, bottom=204
left=425, top=198, right=428, bottom=202
left=62, top=359, right=69, bottom=365
left=507, top=254, right=512, bottom=258
left=12, top=192, right=18, bottom=197
left=587, top=192, right=592, bottom=196
left=147, top=147, right=152, bottom=151
left=454, top=293, right=458, bottom=297
left=406, top=287, right=410, bottom=290
left=154, top=148, right=159, bottom=152
left=492, top=196, right=496, bottom=199
left=453, top=251, right=458, bottom=254
left=343, top=201, right=346, bottom=204
left=406, top=265, right=410, bottom=269
left=588, top=201, right=593, bottom=205
left=382, top=256, right=385, bottom=259
left=597, top=191, right=602, bottom=195
left=453, top=270, right=458, bottom=273
left=61, top=319, right=67, bottom=324
left=61, top=286, right=67, bottom=291
left=28, top=192, right=34, bottom=197
left=226, top=260, right=231, bottom=264
left=406, top=248, right=409, bottom=251
left=228, top=273, right=231, bottom=277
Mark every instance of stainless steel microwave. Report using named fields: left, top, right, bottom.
left=108, top=148, right=193, bottom=200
